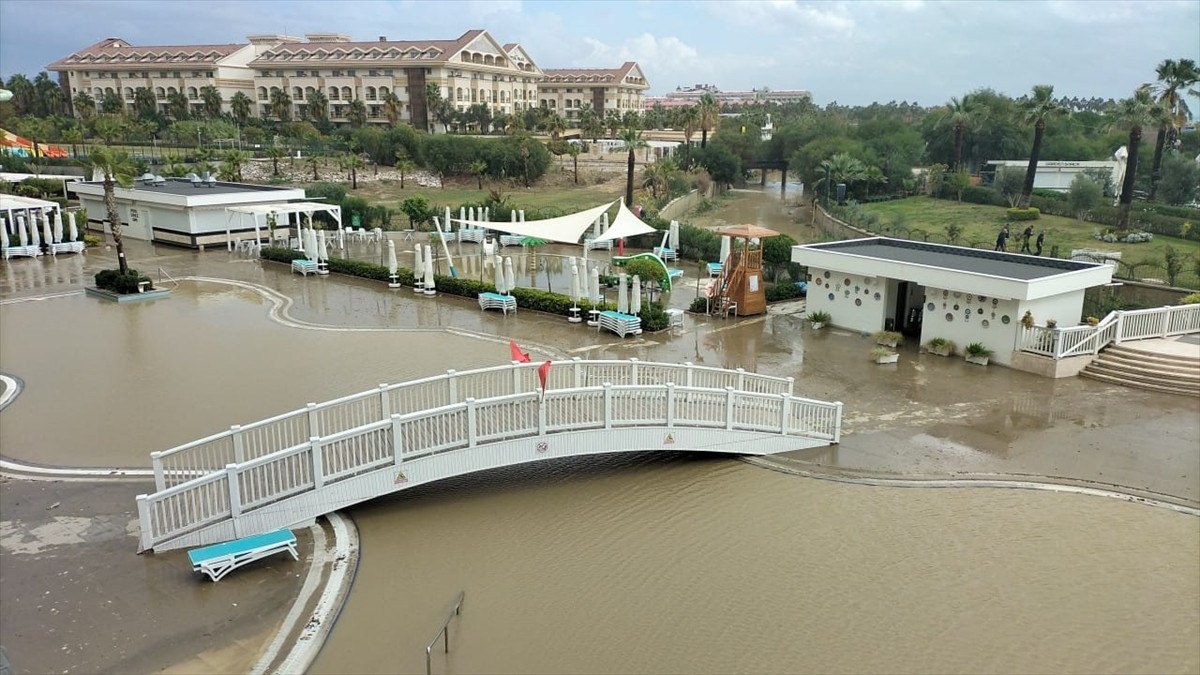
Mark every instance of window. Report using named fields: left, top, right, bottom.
left=331, top=70, right=343, bottom=77
left=328, top=86, right=339, bottom=100
left=384, top=69, right=393, bottom=76
left=260, top=70, right=271, bottom=77
left=191, top=71, right=201, bottom=77
left=172, top=71, right=181, bottom=78
left=257, top=87, right=267, bottom=100
left=368, top=70, right=379, bottom=77
left=293, top=86, right=303, bottom=100
left=295, top=70, right=306, bottom=77
left=346, top=69, right=356, bottom=76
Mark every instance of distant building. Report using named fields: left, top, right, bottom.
left=985, top=160, right=1120, bottom=192
left=538, top=63, right=649, bottom=121
left=646, top=84, right=811, bottom=109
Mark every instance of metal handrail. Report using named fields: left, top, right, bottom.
left=157, top=267, right=180, bottom=289
left=426, top=590, right=465, bottom=675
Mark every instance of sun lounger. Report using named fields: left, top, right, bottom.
left=49, top=241, right=86, bottom=256
left=668, top=268, right=683, bottom=281
left=187, top=529, right=298, bottom=582
left=478, top=291, right=517, bottom=315
left=653, top=246, right=678, bottom=261
left=499, top=234, right=524, bottom=247
left=2, top=245, right=40, bottom=260
left=585, top=238, right=613, bottom=251
left=598, top=310, right=642, bottom=338
left=458, top=227, right=486, bottom=243
left=707, top=262, right=722, bottom=278
left=291, top=259, right=320, bottom=276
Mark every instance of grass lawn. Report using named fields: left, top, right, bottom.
left=860, top=197, right=1200, bottom=264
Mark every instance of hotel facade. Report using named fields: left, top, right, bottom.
left=49, top=30, right=647, bottom=130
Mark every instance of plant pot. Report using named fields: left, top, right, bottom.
left=810, top=322, right=825, bottom=330
left=965, top=354, right=990, bottom=366
left=874, top=353, right=899, bottom=364
left=876, top=339, right=899, bottom=348
left=927, top=346, right=952, bottom=357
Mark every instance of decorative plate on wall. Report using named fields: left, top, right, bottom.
left=927, top=302, right=936, bottom=311
left=855, top=298, right=862, bottom=306
left=824, top=271, right=831, bottom=279
left=945, top=313, right=954, bottom=322
left=982, top=319, right=990, bottom=328
left=992, top=298, right=999, bottom=306
left=815, top=278, right=822, bottom=286
left=1001, top=315, right=1011, bottom=324
left=977, top=308, right=984, bottom=315
left=828, top=293, right=835, bottom=301
left=953, top=304, right=960, bottom=310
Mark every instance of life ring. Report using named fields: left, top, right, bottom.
left=704, top=280, right=718, bottom=299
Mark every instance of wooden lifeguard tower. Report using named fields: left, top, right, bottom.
left=711, top=224, right=780, bottom=317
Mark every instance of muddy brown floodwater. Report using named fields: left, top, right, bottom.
left=311, top=454, right=1198, bottom=675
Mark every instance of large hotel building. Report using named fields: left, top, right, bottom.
left=48, top=30, right=649, bottom=130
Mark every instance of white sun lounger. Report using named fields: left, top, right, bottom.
left=499, top=234, right=524, bottom=247
left=585, top=238, right=613, bottom=251
left=187, top=529, right=298, bottom=582
left=598, top=310, right=642, bottom=338
left=478, top=291, right=517, bottom=315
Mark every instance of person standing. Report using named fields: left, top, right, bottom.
left=994, top=226, right=1009, bottom=252
left=1035, top=229, right=1046, bottom=256
left=1020, top=225, right=1033, bottom=253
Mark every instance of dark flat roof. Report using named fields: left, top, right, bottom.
left=74, top=179, right=290, bottom=197
left=806, top=238, right=1097, bottom=281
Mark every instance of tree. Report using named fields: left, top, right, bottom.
left=200, top=85, right=223, bottom=119
left=424, top=83, right=444, bottom=134
left=1067, top=173, right=1102, bottom=221
left=266, top=145, right=285, bottom=176
left=381, top=92, right=402, bottom=126
left=1158, top=151, right=1200, bottom=206
left=83, top=148, right=136, bottom=273
left=345, top=153, right=365, bottom=189
left=947, top=169, right=971, bottom=202
left=1147, top=58, right=1199, bottom=201
left=697, top=92, right=719, bottom=148
left=938, top=94, right=979, bottom=171
left=230, top=92, right=252, bottom=126
left=72, top=91, right=97, bottom=123
left=433, top=97, right=455, bottom=134
left=680, top=106, right=699, bottom=168
left=605, top=110, right=622, bottom=139
left=566, top=142, right=581, bottom=184
left=5, top=74, right=36, bottom=115
left=1110, top=87, right=1164, bottom=230
left=469, top=159, right=487, bottom=189
left=101, top=90, right=124, bottom=114
left=62, top=126, right=83, bottom=158
left=618, top=127, right=647, bottom=207
left=306, top=153, right=322, bottom=181
left=579, top=103, right=601, bottom=141
left=347, top=99, right=367, bottom=128
left=306, top=88, right=329, bottom=127
left=166, top=90, right=189, bottom=120
left=132, top=87, right=158, bottom=121
left=863, top=165, right=888, bottom=198
left=399, top=194, right=434, bottom=228
left=993, top=166, right=1025, bottom=207
left=222, top=150, right=249, bottom=181
left=818, top=153, right=867, bottom=202
left=1017, top=84, right=1069, bottom=207
left=547, top=113, right=566, bottom=140
left=269, top=88, right=292, bottom=122
left=642, top=162, right=664, bottom=199
left=93, top=114, right=128, bottom=145
left=394, top=151, right=415, bottom=189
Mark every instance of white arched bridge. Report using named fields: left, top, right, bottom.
left=136, top=359, right=843, bottom=552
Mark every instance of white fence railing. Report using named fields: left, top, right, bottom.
left=149, top=359, right=794, bottom=490
left=136, top=383, right=841, bottom=551
left=1018, top=304, right=1200, bottom=359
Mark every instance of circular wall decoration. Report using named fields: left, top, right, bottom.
left=876, top=292, right=883, bottom=301
left=824, top=271, right=831, bottom=279
left=828, top=293, right=835, bottom=301
left=945, top=313, right=954, bottom=322
left=807, top=274, right=813, bottom=281
left=981, top=319, right=990, bottom=328
left=844, top=290, right=851, bottom=297
left=855, top=298, right=862, bottom=306
left=953, top=304, right=960, bottom=310
left=954, top=292, right=962, bottom=299
left=844, top=278, right=852, bottom=287
left=815, top=278, right=823, bottom=286
left=927, top=302, right=936, bottom=311
left=854, top=285, right=861, bottom=293
left=992, top=298, right=999, bottom=306
left=978, top=295, right=986, bottom=302
left=943, top=290, right=949, bottom=298
left=1001, top=315, right=1011, bottom=324
left=977, top=308, right=984, bottom=315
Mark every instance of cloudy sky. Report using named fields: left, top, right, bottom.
left=2, top=0, right=1197, bottom=106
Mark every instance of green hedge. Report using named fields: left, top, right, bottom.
left=94, top=268, right=152, bottom=294
left=766, top=283, right=806, bottom=302
left=261, top=246, right=307, bottom=263
left=1006, top=207, right=1040, bottom=221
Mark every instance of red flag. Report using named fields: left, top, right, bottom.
left=509, top=340, right=531, bottom=363
left=537, top=360, right=552, bottom=393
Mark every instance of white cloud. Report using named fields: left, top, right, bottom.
left=716, top=0, right=855, bottom=33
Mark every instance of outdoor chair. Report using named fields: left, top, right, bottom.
left=187, top=529, right=298, bottom=582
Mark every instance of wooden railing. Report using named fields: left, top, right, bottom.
left=1018, top=304, right=1200, bottom=359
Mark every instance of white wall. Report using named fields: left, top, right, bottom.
left=1020, top=289, right=1086, bottom=328
left=918, top=285, right=1023, bottom=364
left=806, top=267, right=889, bottom=333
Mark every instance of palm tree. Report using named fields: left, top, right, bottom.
left=697, top=92, right=719, bottom=148
left=618, top=127, right=647, bottom=207
left=818, top=153, right=867, bottom=204
left=641, top=162, right=664, bottom=199
left=1110, top=87, right=1165, bottom=231
left=62, top=127, right=83, bottom=158
left=381, top=92, right=402, bottom=126
left=230, top=92, right=252, bottom=126
left=347, top=99, right=367, bottom=128
left=1017, top=84, right=1069, bottom=207
left=166, top=91, right=189, bottom=120
left=305, top=89, right=329, bottom=126
left=269, top=88, right=292, bottom=121
left=161, top=152, right=188, bottom=177
left=101, top=90, right=124, bottom=114
left=394, top=149, right=414, bottom=189
left=222, top=150, right=249, bottom=181
left=306, top=153, right=322, bottom=181
left=200, top=85, right=223, bottom=119
left=605, top=110, right=622, bottom=139
left=940, top=94, right=978, bottom=171
left=547, top=113, right=567, bottom=140
left=132, top=87, right=157, bottom=121
left=345, top=153, right=365, bottom=189
left=72, top=91, right=97, bottom=124
left=505, top=113, right=525, bottom=135
left=1147, top=58, right=1199, bottom=201
left=680, top=106, right=699, bottom=168
left=424, top=83, right=444, bottom=134
left=566, top=142, right=581, bottom=185
left=578, top=103, right=601, bottom=141
left=266, top=145, right=285, bottom=176
left=83, top=148, right=136, bottom=273
left=863, top=165, right=888, bottom=198
left=469, top=159, right=488, bottom=189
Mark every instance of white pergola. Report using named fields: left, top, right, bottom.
left=449, top=200, right=655, bottom=244
left=224, top=202, right=343, bottom=252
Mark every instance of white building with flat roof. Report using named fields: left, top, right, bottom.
left=792, top=237, right=1113, bottom=366
left=69, top=178, right=305, bottom=248
left=985, top=160, right=1120, bottom=192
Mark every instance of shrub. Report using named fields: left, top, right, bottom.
left=1006, top=207, right=1040, bottom=221
left=873, top=330, right=903, bottom=345
left=83, top=234, right=102, bottom=248
left=638, top=301, right=669, bottom=332
left=965, top=342, right=994, bottom=358
left=808, top=310, right=831, bottom=324
left=688, top=297, right=709, bottom=313
left=1179, top=292, right=1200, bottom=305
left=94, top=268, right=152, bottom=294
left=260, top=246, right=307, bottom=263
left=765, top=283, right=805, bottom=302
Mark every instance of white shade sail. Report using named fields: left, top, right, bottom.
left=593, top=200, right=657, bottom=243
left=451, top=200, right=617, bottom=245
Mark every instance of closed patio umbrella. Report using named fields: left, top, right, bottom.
left=1, top=217, right=9, bottom=249
left=317, top=230, right=328, bottom=262
left=570, top=260, right=581, bottom=305
left=669, top=220, right=679, bottom=251
left=719, top=235, right=731, bottom=264
left=68, top=211, right=79, bottom=242
left=423, top=245, right=436, bottom=295
left=387, top=240, right=399, bottom=287
left=30, top=214, right=41, bottom=248
left=591, top=265, right=601, bottom=305
left=504, top=256, right=516, bottom=296
left=631, top=275, right=642, bottom=315
left=41, top=212, right=53, bottom=245
left=617, top=270, right=628, bottom=314
left=493, top=254, right=506, bottom=293
left=17, top=215, right=28, bottom=246
left=53, top=211, right=63, bottom=243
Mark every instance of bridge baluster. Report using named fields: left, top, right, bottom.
left=779, top=394, right=789, bottom=435
left=447, top=370, right=458, bottom=404
left=379, top=383, right=390, bottom=419
left=666, top=384, right=675, bottom=427
left=465, top=398, right=477, bottom=447
left=572, top=357, right=582, bottom=388
left=310, top=436, right=324, bottom=489
left=603, top=383, right=613, bottom=429
left=725, top=386, right=735, bottom=430
left=306, top=402, right=319, bottom=439
left=391, top=413, right=405, bottom=465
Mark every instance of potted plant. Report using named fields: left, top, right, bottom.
left=873, top=330, right=903, bottom=348
left=808, top=310, right=831, bottom=330
left=964, top=342, right=994, bottom=366
left=1085, top=316, right=1099, bottom=326
left=925, top=337, right=955, bottom=356
left=1045, top=318, right=1058, bottom=329
left=1021, top=310, right=1035, bottom=329
left=870, top=346, right=899, bottom=364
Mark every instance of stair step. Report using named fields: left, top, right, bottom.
left=1089, top=357, right=1200, bottom=380
left=1084, top=363, right=1200, bottom=390
left=1105, top=344, right=1200, bottom=367
left=1079, top=370, right=1200, bottom=397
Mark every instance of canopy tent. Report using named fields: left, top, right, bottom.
left=1, top=193, right=61, bottom=221
left=450, top=200, right=616, bottom=245
left=224, top=201, right=343, bottom=251
left=716, top=224, right=781, bottom=240
left=592, top=200, right=657, bottom=242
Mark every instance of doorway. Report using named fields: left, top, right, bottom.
left=892, top=281, right=925, bottom=337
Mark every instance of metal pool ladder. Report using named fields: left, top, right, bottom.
left=425, top=590, right=466, bottom=675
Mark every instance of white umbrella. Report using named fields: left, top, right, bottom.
left=423, top=245, right=436, bottom=295
left=669, top=220, right=679, bottom=250
left=41, top=212, right=52, bottom=245
left=445, top=207, right=452, bottom=229
left=504, top=256, right=516, bottom=296
left=719, top=235, right=731, bottom=264
left=68, top=211, right=79, bottom=242
left=493, top=254, right=506, bottom=293
left=337, top=223, right=345, bottom=250
left=305, top=228, right=318, bottom=261
left=413, top=244, right=424, bottom=291
left=510, top=210, right=517, bottom=223
left=460, top=207, right=466, bottom=222
left=617, top=270, right=628, bottom=314
left=591, top=265, right=601, bottom=306
left=631, top=275, right=642, bottom=315
left=570, top=260, right=581, bottom=307
left=30, top=214, right=41, bottom=248
left=253, top=216, right=262, bottom=249
left=53, top=211, right=63, bottom=243
left=317, top=229, right=329, bottom=262
left=387, top=239, right=398, bottom=274
left=592, top=216, right=601, bottom=238
left=17, top=215, right=28, bottom=246
left=519, top=209, right=525, bottom=222
left=1, top=217, right=9, bottom=249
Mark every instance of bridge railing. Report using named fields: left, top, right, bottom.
left=137, top=383, right=840, bottom=551
left=150, top=359, right=795, bottom=490
left=1017, top=304, right=1200, bottom=359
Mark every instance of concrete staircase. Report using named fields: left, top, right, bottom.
left=1080, top=344, right=1200, bottom=397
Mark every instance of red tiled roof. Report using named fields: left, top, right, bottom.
left=542, top=62, right=646, bottom=86
left=249, top=29, right=488, bottom=66
left=49, top=38, right=244, bottom=69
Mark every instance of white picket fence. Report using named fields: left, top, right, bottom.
left=136, top=381, right=842, bottom=552
left=1018, top=304, right=1200, bottom=359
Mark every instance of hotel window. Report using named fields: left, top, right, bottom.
left=295, top=70, right=306, bottom=77
left=332, top=70, right=343, bottom=77
left=346, top=69, right=356, bottom=76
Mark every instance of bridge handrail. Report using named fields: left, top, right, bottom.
left=136, top=382, right=841, bottom=551
left=1018, top=304, right=1200, bottom=359
left=149, top=359, right=797, bottom=490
